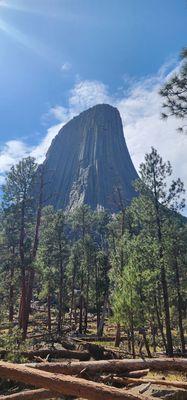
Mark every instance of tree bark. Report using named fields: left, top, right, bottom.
left=115, top=323, right=121, bottom=347
left=95, top=260, right=101, bottom=334
left=127, top=330, right=132, bottom=353
left=112, top=376, right=187, bottom=390
left=18, top=197, right=26, bottom=331
left=97, top=296, right=108, bottom=337
left=0, top=361, right=148, bottom=400
left=22, top=167, right=44, bottom=339
left=57, top=249, right=64, bottom=335
left=84, top=261, right=91, bottom=333
left=130, top=313, right=135, bottom=359
left=150, top=320, right=157, bottom=354
left=0, top=389, right=57, bottom=400
left=9, top=248, right=15, bottom=326
left=154, top=295, right=167, bottom=352
left=70, top=256, right=77, bottom=327
left=18, top=348, right=90, bottom=361
left=142, top=330, right=151, bottom=358
left=125, top=369, right=149, bottom=378
left=79, top=292, right=84, bottom=334
left=160, top=260, right=173, bottom=355
left=47, top=288, right=51, bottom=335
left=26, top=357, right=187, bottom=374
left=173, top=252, right=185, bottom=354
left=153, top=170, right=173, bottom=356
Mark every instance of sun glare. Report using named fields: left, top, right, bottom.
left=0, top=0, right=58, bottom=17
left=0, top=15, right=58, bottom=65
left=0, top=1, right=38, bottom=14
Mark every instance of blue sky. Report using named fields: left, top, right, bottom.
left=0, top=0, right=187, bottom=211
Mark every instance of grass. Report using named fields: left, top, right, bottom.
left=147, top=371, right=187, bottom=382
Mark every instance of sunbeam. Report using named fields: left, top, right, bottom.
left=0, top=17, right=46, bottom=56
left=0, top=0, right=49, bottom=16
left=0, top=0, right=78, bottom=21
left=0, top=16, right=61, bottom=66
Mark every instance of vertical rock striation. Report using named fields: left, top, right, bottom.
left=42, top=104, right=138, bottom=212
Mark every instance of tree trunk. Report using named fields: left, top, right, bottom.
left=130, top=316, right=135, bottom=359
left=22, top=268, right=34, bottom=339
left=174, top=253, right=185, bottom=354
left=84, top=262, right=91, bottom=333
left=16, top=348, right=90, bottom=361
left=154, top=295, right=167, bottom=353
left=153, top=171, right=173, bottom=356
left=79, top=293, right=84, bottom=334
left=160, top=261, right=173, bottom=355
left=26, top=357, right=187, bottom=374
left=70, top=257, right=77, bottom=327
left=97, top=296, right=108, bottom=337
left=22, top=167, right=44, bottom=339
left=18, top=198, right=26, bottom=332
left=9, top=249, right=15, bottom=326
left=150, top=323, right=157, bottom=354
left=127, top=329, right=132, bottom=353
left=96, top=261, right=101, bottom=334
left=112, top=376, right=187, bottom=390
left=47, top=288, right=51, bottom=335
left=0, top=388, right=57, bottom=400
left=142, top=330, right=151, bottom=358
left=115, top=323, right=121, bottom=347
left=57, top=254, right=64, bottom=335
left=0, top=361, right=145, bottom=400
left=126, top=369, right=150, bottom=378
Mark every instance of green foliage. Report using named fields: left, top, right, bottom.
left=160, top=48, right=187, bottom=133
left=2, top=157, right=37, bottom=206
left=110, top=148, right=186, bottom=354
left=0, top=149, right=186, bottom=354
left=0, top=328, right=28, bottom=362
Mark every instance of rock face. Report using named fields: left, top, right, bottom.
left=42, top=104, right=138, bottom=212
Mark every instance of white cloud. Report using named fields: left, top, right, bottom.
left=31, top=123, right=62, bottom=164
left=61, top=62, right=72, bottom=72
left=116, top=71, right=187, bottom=192
left=0, top=140, right=31, bottom=183
left=1, top=61, right=187, bottom=213
left=47, top=106, right=70, bottom=123
left=50, top=80, right=111, bottom=123
left=69, top=80, right=110, bottom=111
left=0, top=125, right=62, bottom=183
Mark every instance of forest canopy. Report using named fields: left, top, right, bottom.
left=0, top=148, right=186, bottom=358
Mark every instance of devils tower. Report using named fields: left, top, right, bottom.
left=42, top=104, right=138, bottom=212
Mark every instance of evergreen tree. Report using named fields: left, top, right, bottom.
left=133, top=147, right=185, bottom=355
left=160, top=48, right=187, bottom=133
left=2, top=157, right=37, bottom=337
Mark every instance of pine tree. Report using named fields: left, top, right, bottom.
left=2, top=157, right=37, bottom=337
left=134, top=147, right=185, bottom=355
left=160, top=48, right=187, bottom=133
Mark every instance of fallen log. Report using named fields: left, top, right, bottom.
left=98, top=370, right=150, bottom=383
left=125, top=370, right=150, bottom=378
left=25, top=357, right=187, bottom=375
left=72, top=338, right=129, bottom=358
left=0, top=361, right=149, bottom=400
left=3, top=349, right=90, bottom=361
left=72, top=335, right=127, bottom=342
left=112, top=376, right=187, bottom=390
left=79, top=342, right=119, bottom=360
left=23, top=349, right=90, bottom=361
left=78, top=342, right=106, bottom=360
left=0, top=388, right=57, bottom=400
